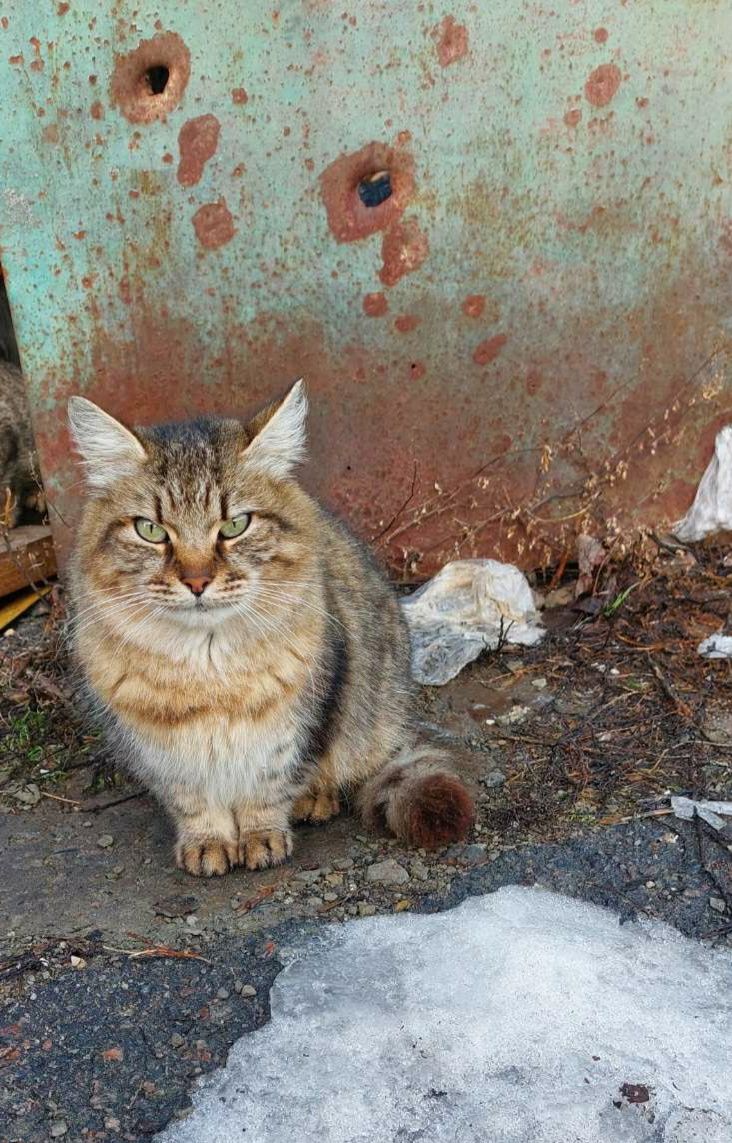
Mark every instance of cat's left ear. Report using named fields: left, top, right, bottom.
left=242, top=379, right=308, bottom=479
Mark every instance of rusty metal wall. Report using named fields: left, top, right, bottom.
left=1, top=2, right=730, bottom=577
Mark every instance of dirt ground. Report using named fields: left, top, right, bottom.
left=1, top=540, right=731, bottom=1140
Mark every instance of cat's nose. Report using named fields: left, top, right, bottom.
left=181, top=574, right=212, bottom=597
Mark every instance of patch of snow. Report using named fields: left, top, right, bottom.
left=698, top=631, right=732, bottom=660
left=401, top=560, right=544, bottom=685
left=158, top=887, right=732, bottom=1143
left=673, top=425, right=732, bottom=542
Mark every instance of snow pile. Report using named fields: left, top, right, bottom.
left=674, top=425, right=732, bottom=542
left=401, top=560, right=544, bottom=685
left=159, top=888, right=732, bottom=1143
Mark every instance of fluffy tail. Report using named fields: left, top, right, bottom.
left=358, top=746, right=475, bottom=849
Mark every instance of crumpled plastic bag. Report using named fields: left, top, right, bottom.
left=401, top=559, right=544, bottom=686
left=673, top=426, right=732, bottom=542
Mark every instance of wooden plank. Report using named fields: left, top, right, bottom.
left=0, top=584, right=52, bottom=629
left=0, top=525, right=57, bottom=599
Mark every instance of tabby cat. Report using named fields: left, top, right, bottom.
left=68, top=384, right=474, bottom=876
left=0, top=359, right=40, bottom=528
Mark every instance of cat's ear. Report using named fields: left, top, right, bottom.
left=242, top=379, right=308, bottom=479
left=68, top=396, right=147, bottom=490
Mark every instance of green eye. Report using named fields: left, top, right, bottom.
left=219, top=514, right=251, bottom=539
left=134, top=518, right=169, bottom=543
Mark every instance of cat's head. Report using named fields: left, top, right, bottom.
left=68, top=382, right=317, bottom=623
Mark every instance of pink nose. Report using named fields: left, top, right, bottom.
left=181, top=575, right=212, bottom=596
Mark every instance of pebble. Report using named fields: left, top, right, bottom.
left=410, top=860, right=429, bottom=881
left=709, top=897, right=726, bottom=913
left=324, top=872, right=344, bottom=886
left=96, top=834, right=114, bottom=849
left=293, top=869, right=321, bottom=885
left=170, top=1033, right=185, bottom=1048
left=357, top=902, right=377, bottom=917
left=216, top=987, right=230, bottom=1000
left=240, top=984, right=256, bottom=998
left=333, top=858, right=354, bottom=871
left=531, top=678, right=548, bottom=690
left=365, top=859, right=409, bottom=885
left=445, top=843, right=488, bottom=867
left=483, top=770, right=506, bottom=789
left=49, top=1122, right=68, bottom=1138
left=185, top=915, right=199, bottom=926
left=393, top=899, right=411, bottom=912
left=306, top=896, right=324, bottom=908
left=323, top=892, right=338, bottom=903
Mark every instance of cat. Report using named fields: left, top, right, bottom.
left=0, top=359, right=41, bottom=528
left=67, top=383, right=474, bottom=876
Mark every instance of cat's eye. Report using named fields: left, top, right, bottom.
left=134, top=518, right=169, bottom=543
left=219, top=514, right=251, bottom=539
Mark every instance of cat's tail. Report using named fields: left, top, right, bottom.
left=357, top=745, right=475, bottom=849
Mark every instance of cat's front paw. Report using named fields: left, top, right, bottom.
left=177, top=838, right=238, bottom=877
left=239, top=829, right=292, bottom=871
left=292, top=789, right=340, bottom=824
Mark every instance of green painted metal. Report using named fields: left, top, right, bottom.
left=1, top=1, right=730, bottom=576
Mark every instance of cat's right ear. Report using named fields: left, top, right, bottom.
left=67, top=396, right=147, bottom=490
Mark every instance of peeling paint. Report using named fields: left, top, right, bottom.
left=585, top=63, right=622, bottom=108
left=379, top=217, right=429, bottom=286
left=433, top=15, right=469, bottom=67
left=177, top=114, right=220, bottom=187
left=192, top=199, right=235, bottom=249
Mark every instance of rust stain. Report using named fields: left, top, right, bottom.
left=593, top=27, right=609, bottom=44
left=409, top=361, right=426, bottom=380
left=473, top=333, right=508, bottom=366
left=432, top=15, right=469, bottom=67
left=192, top=199, right=236, bottom=249
left=177, top=114, right=221, bottom=187
left=9, top=55, right=23, bottom=65
left=232, top=87, right=248, bottom=105
left=379, top=217, right=429, bottom=286
left=30, top=59, right=44, bottom=72
left=394, top=314, right=420, bottom=333
left=462, top=294, right=486, bottom=318
left=41, top=123, right=59, bottom=144
left=57, top=2, right=70, bottom=12
left=363, top=292, right=388, bottom=317
left=110, top=31, right=191, bottom=124
left=90, top=100, right=103, bottom=120
left=320, top=140, right=414, bottom=243
left=564, top=107, right=582, bottom=128
left=585, top=63, right=622, bottom=108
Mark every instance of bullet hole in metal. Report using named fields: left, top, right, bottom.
left=358, top=170, right=392, bottom=208
left=145, top=65, right=170, bottom=95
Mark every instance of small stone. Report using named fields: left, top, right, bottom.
left=333, top=858, right=354, bottom=871
left=293, top=869, right=320, bottom=885
left=70, top=955, right=86, bottom=969
left=366, top=859, right=409, bottom=885
left=531, top=677, right=548, bottom=690
left=357, top=902, right=377, bottom=917
left=240, top=984, right=256, bottom=998
left=324, top=872, right=344, bottom=886
left=306, top=896, right=324, bottom=908
left=323, top=892, right=338, bottom=903
left=155, top=894, right=198, bottom=919
left=233, top=980, right=243, bottom=993
left=104, top=1119, right=121, bottom=1132
left=185, top=914, right=199, bottom=926
left=410, top=860, right=429, bottom=881
left=50, top=1122, right=68, bottom=1138
left=11, top=783, right=41, bottom=806
left=394, top=899, right=411, bottom=912
left=483, top=769, right=506, bottom=789
left=97, top=834, right=114, bottom=849
left=709, top=897, right=726, bottom=913
left=216, top=987, right=230, bottom=1000
left=645, top=881, right=655, bottom=889
left=170, top=1033, right=185, bottom=1048
left=445, top=843, right=487, bottom=867
left=113, top=865, right=125, bottom=875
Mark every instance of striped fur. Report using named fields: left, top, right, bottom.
left=68, top=385, right=474, bottom=876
